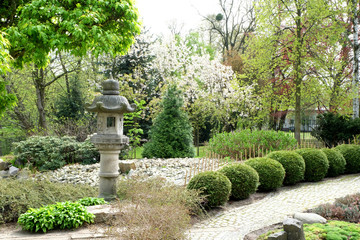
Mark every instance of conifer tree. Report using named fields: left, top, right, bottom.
left=142, top=85, right=195, bottom=158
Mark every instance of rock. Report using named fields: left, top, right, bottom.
left=268, top=231, right=287, bottom=240
left=293, top=212, right=327, bottom=224
left=119, top=160, right=136, bottom=173
left=87, top=204, right=119, bottom=224
left=283, top=218, right=305, bottom=240
left=0, top=170, right=9, bottom=178
left=9, top=166, right=19, bottom=176
left=0, top=160, right=10, bottom=171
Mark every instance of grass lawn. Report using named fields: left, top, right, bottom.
left=126, top=146, right=209, bottom=159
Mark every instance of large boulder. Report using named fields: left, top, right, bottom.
left=9, top=166, right=19, bottom=176
left=293, top=212, right=327, bottom=224
left=0, top=160, right=11, bottom=171
left=283, top=218, right=305, bottom=240
left=119, top=160, right=136, bottom=173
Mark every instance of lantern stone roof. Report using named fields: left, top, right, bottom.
left=85, top=78, right=136, bottom=114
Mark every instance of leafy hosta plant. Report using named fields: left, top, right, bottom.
left=77, top=197, right=107, bottom=206
left=17, top=201, right=95, bottom=233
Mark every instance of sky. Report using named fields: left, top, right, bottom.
left=135, top=0, right=220, bottom=36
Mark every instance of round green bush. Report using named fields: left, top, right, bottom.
left=295, top=148, right=329, bottom=182
left=334, top=144, right=360, bottom=174
left=244, top=157, right=285, bottom=191
left=267, top=151, right=305, bottom=185
left=219, top=163, right=259, bottom=200
left=321, top=148, right=346, bottom=177
left=187, top=171, right=231, bottom=208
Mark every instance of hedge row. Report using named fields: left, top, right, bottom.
left=188, top=144, right=360, bottom=208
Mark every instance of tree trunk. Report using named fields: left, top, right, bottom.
left=352, top=0, right=360, bottom=118
left=32, top=67, right=47, bottom=132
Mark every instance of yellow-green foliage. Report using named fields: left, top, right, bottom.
left=0, top=179, right=97, bottom=223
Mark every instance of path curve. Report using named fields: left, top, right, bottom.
left=187, top=174, right=360, bottom=240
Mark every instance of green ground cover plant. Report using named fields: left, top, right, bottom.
left=12, top=136, right=99, bottom=171
left=321, top=148, right=346, bottom=177
left=257, top=221, right=360, bottom=240
left=208, top=130, right=297, bottom=159
left=334, top=144, right=360, bottom=174
left=219, top=163, right=259, bottom=200
left=187, top=171, right=231, bottom=208
left=0, top=179, right=97, bottom=223
left=245, top=157, right=285, bottom=191
left=266, top=150, right=305, bottom=185
left=76, top=197, right=107, bottom=206
left=17, top=201, right=95, bottom=232
left=295, top=148, right=329, bottom=182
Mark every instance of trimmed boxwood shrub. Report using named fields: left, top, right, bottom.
left=334, top=144, right=360, bottom=174
left=219, top=163, right=259, bottom=200
left=244, top=157, right=285, bottom=191
left=295, top=148, right=329, bottom=182
left=187, top=171, right=231, bottom=208
left=267, top=151, right=305, bottom=185
left=321, top=148, right=346, bottom=177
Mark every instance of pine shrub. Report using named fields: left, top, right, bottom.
left=295, top=148, right=329, bottom=182
left=219, top=163, right=259, bottom=200
left=267, top=150, right=305, bottom=185
left=187, top=171, right=231, bottom=208
left=334, top=144, right=360, bottom=174
left=321, top=148, right=346, bottom=177
left=245, top=157, right=285, bottom=191
left=12, top=136, right=99, bottom=171
left=142, top=85, right=194, bottom=158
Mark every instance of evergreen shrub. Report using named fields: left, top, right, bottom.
left=321, top=148, right=346, bottom=177
left=245, top=157, right=285, bottom=191
left=0, top=179, right=97, bottom=223
left=334, top=144, right=360, bottom=174
left=208, top=130, right=297, bottom=159
left=12, top=136, right=99, bottom=171
left=295, top=148, right=329, bottom=182
left=267, top=150, right=305, bottom=185
left=187, top=171, right=231, bottom=208
left=219, top=163, right=259, bottom=200
left=142, top=85, right=194, bottom=158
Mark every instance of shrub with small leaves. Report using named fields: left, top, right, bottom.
left=76, top=197, right=107, bottom=207
left=245, top=157, right=285, bottom=191
left=267, top=150, right=305, bottom=185
left=17, top=201, right=95, bottom=232
left=321, top=148, right=346, bottom=177
left=219, top=163, right=259, bottom=200
left=295, top=148, right=329, bottom=182
left=187, top=171, right=231, bottom=208
left=334, top=144, right=360, bottom=174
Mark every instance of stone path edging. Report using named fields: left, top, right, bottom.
left=186, top=173, right=360, bottom=240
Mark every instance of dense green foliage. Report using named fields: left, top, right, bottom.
left=334, top=144, right=360, bottom=174
left=295, top=148, right=329, bottom=182
left=208, top=130, right=297, bottom=159
left=245, top=157, right=285, bottom=191
left=312, top=193, right=360, bottom=223
left=311, top=112, right=360, bottom=147
left=76, top=197, right=107, bottom=207
left=5, top=0, right=140, bottom=67
left=13, top=136, right=99, bottom=170
left=18, top=201, right=95, bottom=232
left=142, top=85, right=195, bottom=158
left=0, top=179, right=97, bottom=223
left=321, top=148, right=346, bottom=177
left=187, top=171, right=231, bottom=208
left=266, top=150, right=305, bottom=185
left=219, top=163, right=259, bottom=200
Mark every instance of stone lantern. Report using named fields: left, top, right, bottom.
left=85, top=78, right=136, bottom=201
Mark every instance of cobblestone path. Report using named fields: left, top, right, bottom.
left=187, top=174, right=360, bottom=240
